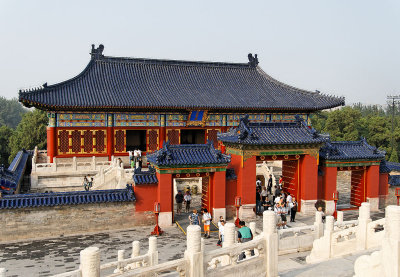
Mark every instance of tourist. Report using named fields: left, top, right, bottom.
left=280, top=199, right=288, bottom=229
left=317, top=206, right=326, bottom=223
left=237, top=221, right=254, bottom=260
left=279, top=176, right=283, bottom=189
left=83, top=176, right=89, bottom=191
left=189, top=209, right=200, bottom=225
left=89, top=177, right=94, bottom=189
left=256, top=178, right=262, bottom=191
left=274, top=185, right=281, bottom=204
left=261, top=186, right=268, bottom=202
left=290, top=197, right=298, bottom=222
left=256, top=188, right=262, bottom=215
left=183, top=191, right=192, bottom=213
left=217, top=219, right=225, bottom=247
left=130, top=157, right=134, bottom=169
left=202, top=208, right=212, bottom=238
left=175, top=191, right=184, bottom=215
left=267, top=174, right=273, bottom=194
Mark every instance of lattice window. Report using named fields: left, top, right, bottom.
left=58, top=130, right=69, bottom=153
left=148, top=130, right=158, bottom=151
left=115, top=130, right=125, bottom=152
left=207, top=129, right=219, bottom=149
left=83, top=131, right=93, bottom=153
left=167, top=129, right=179, bottom=145
left=95, top=130, right=105, bottom=153
left=71, top=130, right=81, bottom=153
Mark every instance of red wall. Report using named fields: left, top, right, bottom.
left=225, top=179, right=237, bottom=206
left=134, top=184, right=158, bottom=212
left=229, top=154, right=256, bottom=205
left=379, top=173, right=389, bottom=197
left=299, top=155, right=318, bottom=200
left=212, top=171, right=226, bottom=209
left=322, top=167, right=338, bottom=201
left=156, top=173, right=173, bottom=212
left=366, top=165, right=379, bottom=198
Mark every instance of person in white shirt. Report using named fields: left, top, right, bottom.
left=183, top=191, right=192, bottom=213
left=218, top=220, right=225, bottom=247
left=261, top=186, right=268, bottom=202
left=202, top=209, right=212, bottom=238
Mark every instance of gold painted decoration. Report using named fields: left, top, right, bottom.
left=272, top=155, right=277, bottom=160
left=295, top=154, right=300, bottom=159
left=176, top=174, right=181, bottom=178
left=260, top=156, right=265, bottom=160
left=196, top=173, right=200, bottom=177
left=205, top=172, right=209, bottom=176
left=284, top=155, right=289, bottom=159
left=186, top=173, right=191, bottom=177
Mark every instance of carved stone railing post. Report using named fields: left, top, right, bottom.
left=92, top=156, right=96, bottom=170
left=314, top=211, right=324, bottom=239
left=357, top=202, right=372, bottom=251
left=72, top=157, right=77, bottom=171
left=53, top=157, right=57, bottom=172
left=185, top=225, right=203, bottom=277
left=148, top=237, right=158, bottom=266
left=114, top=250, right=125, bottom=273
left=80, top=247, right=100, bottom=277
left=263, top=210, right=278, bottom=277
left=131, top=240, right=140, bottom=268
left=337, top=211, right=344, bottom=225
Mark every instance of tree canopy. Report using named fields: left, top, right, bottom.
left=0, top=97, right=28, bottom=129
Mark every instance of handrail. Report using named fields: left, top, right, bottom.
left=50, top=269, right=81, bottom=277
left=100, top=254, right=149, bottom=271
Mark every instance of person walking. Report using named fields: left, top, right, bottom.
left=267, top=174, right=273, bottom=194
left=175, top=191, right=184, bottom=215
left=188, top=209, right=200, bottom=225
left=290, top=197, right=298, bottom=222
left=183, top=191, right=192, bottom=213
left=261, top=186, right=268, bottom=202
left=217, top=219, right=225, bottom=247
left=237, top=221, right=254, bottom=260
left=256, top=188, right=262, bottom=215
left=202, top=209, right=212, bottom=238
left=256, top=178, right=262, bottom=191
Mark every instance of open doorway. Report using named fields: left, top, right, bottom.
left=180, top=129, right=205, bottom=144
left=126, top=130, right=146, bottom=151
left=337, top=169, right=364, bottom=209
left=337, top=171, right=351, bottom=209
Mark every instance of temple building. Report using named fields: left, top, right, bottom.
left=19, top=44, right=344, bottom=162
left=13, top=44, right=390, bottom=225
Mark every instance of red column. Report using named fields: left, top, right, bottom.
left=46, top=127, right=56, bottom=163
left=323, top=166, right=338, bottom=201
left=366, top=165, right=379, bottom=199
left=159, top=126, right=166, bottom=148
left=231, top=154, right=256, bottom=205
left=156, top=172, right=173, bottom=212
left=107, top=127, right=113, bottom=160
left=379, top=173, right=389, bottom=197
left=212, top=171, right=226, bottom=209
left=299, top=154, right=318, bottom=200
left=134, top=184, right=158, bottom=212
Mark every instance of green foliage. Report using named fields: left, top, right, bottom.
left=8, top=109, right=48, bottom=164
left=389, top=146, right=399, bottom=163
left=0, top=97, right=28, bottom=129
left=322, top=107, right=361, bottom=141
left=0, top=125, right=14, bottom=167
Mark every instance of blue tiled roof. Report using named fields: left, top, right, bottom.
left=19, top=45, right=344, bottom=112
left=0, top=150, right=30, bottom=194
left=0, top=185, right=135, bottom=209
left=133, top=167, right=158, bottom=184
left=389, top=175, right=400, bottom=187
left=226, top=168, right=237, bottom=180
left=380, top=160, right=392, bottom=173
left=386, top=162, right=400, bottom=172
left=319, top=138, right=386, bottom=161
left=147, top=141, right=230, bottom=166
left=218, top=115, right=328, bottom=145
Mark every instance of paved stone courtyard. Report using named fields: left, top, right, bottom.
left=0, top=207, right=385, bottom=277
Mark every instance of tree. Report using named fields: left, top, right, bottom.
left=323, top=107, right=362, bottom=141
left=0, top=125, right=13, bottom=167
left=8, top=109, right=48, bottom=164
left=389, top=145, right=399, bottom=163
left=0, top=97, right=28, bottom=129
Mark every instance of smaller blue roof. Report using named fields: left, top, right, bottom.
left=218, top=115, right=328, bottom=146
left=386, top=162, right=400, bottom=172
left=0, top=185, right=135, bottom=209
left=389, top=175, right=400, bottom=187
left=380, top=160, right=392, bottom=173
left=0, top=150, right=30, bottom=194
left=133, top=167, right=158, bottom=184
left=147, top=141, right=230, bottom=166
left=319, top=138, right=386, bottom=161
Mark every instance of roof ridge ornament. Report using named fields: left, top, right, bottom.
left=91, top=44, right=104, bottom=59
left=248, top=53, right=259, bottom=67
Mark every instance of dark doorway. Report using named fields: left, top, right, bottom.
left=126, top=130, right=146, bottom=151
left=181, top=129, right=205, bottom=144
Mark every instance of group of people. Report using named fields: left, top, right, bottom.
left=175, top=190, right=192, bottom=214
left=255, top=174, right=298, bottom=229
left=128, top=150, right=142, bottom=169
left=83, top=176, right=94, bottom=191
left=187, top=208, right=213, bottom=238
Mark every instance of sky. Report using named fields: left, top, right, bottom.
left=0, top=0, right=399, bottom=106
